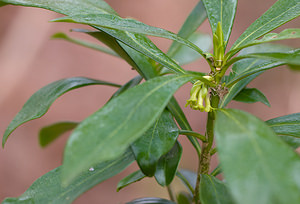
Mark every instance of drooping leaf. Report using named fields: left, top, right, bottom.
left=215, top=109, right=300, bottom=204
left=39, top=122, right=78, bottom=147
left=199, top=174, right=234, bottom=204
left=51, top=32, right=119, bottom=57
left=52, top=14, right=205, bottom=57
left=176, top=169, right=197, bottom=194
left=131, top=110, right=179, bottom=177
left=227, top=28, right=300, bottom=58
left=126, top=197, right=176, bottom=204
left=2, top=149, right=134, bottom=204
left=202, top=0, right=237, bottom=46
left=2, top=77, right=120, bottom=147
left=220, top=44, right=291, bottom=108
left=266, top=113, right=300, bottom=138
left=155, top=141, right=182, bottom=186
left=0, top=0, right=118, bottom=15
left=231, top=0, right=300, bottom=50
left=233, top=88, right=270, bottom=107
left=62, top=74, right=194, bottom=184
left=117, top=170, right=146, bottom=192
left=172, top=32, right=212, bottom=65
left=168, top=1, right=207, bottom=57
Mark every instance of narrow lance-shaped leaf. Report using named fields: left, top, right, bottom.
left=231, top=0, right=300, bottom=50
left=51, top=32, right=119, bottom=57
left=199, top=174, right=234, bottom=204
left=168, top=1, right=207, bottom=57
left=227, top=28, right=300, bottom=58
left=2, top=149, right=134, bottom=204
left=228, top=49, right=300, bottom=67
left=155, top=141, right=182, bottom=186
left=266, top=113, right=300, bottom=138
left=215, top=109, right=300, bottom=204
left=52, top=14, right=205, bottom=57
left=2, top=77, right=120, bottom=147
left=62, top=74, right=194, bottom=184
left=39, top=122, right=78, bottom=147
left=233, top=88, right=270, bottom=107
left=202, top=0, right=237, bottom=46
left=1, top=0, right=187, bottom=75
left=131, top=110, right=179, bottom=177
left=117, top=170, right=146, bottom=192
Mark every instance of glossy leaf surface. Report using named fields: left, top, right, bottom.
left=126, top=198, right=176, bottom=204
left=279, top=136, right=300, bottom=149
left=172, top=32, right=212, bottom=65
left=117, top=170, right=145, bottom=192
left=215, top=109, right=300, bottom=204
left=2, top=149, right=134, bottom=204
left=39, top=122, right=78, bottom=147
left=233, top=88, right=270, bottom=107
left=199, top=174, right=234, bottom=204
left=202, top=0, right=237, bottom=45
left=168, top=1, right=207, bottom=57
left=51, top=32, right=119, bottom=57
left=62, top=75, right=194, bottom=183
left=266, top=113, right=300, bottom=138
left=2, top=77, right=120, bottom=147
left=131, top=110, right=179, bottom=177
left=155, top=141, right=182, bottom=186
left=110, top=75, right=143, bottom=99
left=53, top=14, right=205, bottom=56
left=231, top=0, right=300, bottom=50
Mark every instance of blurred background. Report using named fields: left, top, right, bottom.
left=0, top=0, right=299, bottom=203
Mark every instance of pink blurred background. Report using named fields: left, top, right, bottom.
left=0, top=0, right=299, bottom=203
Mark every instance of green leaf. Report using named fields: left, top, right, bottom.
left=227, top=28, right=300, bottom=58
left=168, top=1, right=207, bottom=57
left=220, top=44, right=291, bottom=108
left=215, top=109, right=300, bottom=204
left=176, top=192, right=192, bottom=204
left=231, top=0, right=300, bottom=50
left=126, top=198, right=176, bottom=204
left=62, top=74, right=194, bottom=183
left=229, top=49, right=300, bottom=67
left=2, top=77, right=120, bottom=147
left=176, top=169, right=197, bottom=193
left=266, top=113, right=300, bottom=138
left=52, top=14, right=205, bottom=57
left=131, top=110, right=179, bottom=177
left=117, top=170, right=146, bottom=192
left=51, top=32, right=119, bottom=57
left=202, top=0, right=237, bottom=46
left=172, top=32, right=212, bottom=65
left=39, top=122, right=78, bottom=147
left=233, top=88, right=270, bottom=107
left=110, top=75, right=143, bottom=99
left=2, top=149, right=134, bottom=204
left=280, top=136, right=300, bottom=149
left=199, top=174, right=234, bottom=204
left=0, top=2, right=7, bottom=6
left=0, top=0, right=118, bottom=15
left=155, top=141, right=182, bottom=186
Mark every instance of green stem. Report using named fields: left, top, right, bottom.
left=194, top=93, right=220, bottom=204
left=179, top=130, right=206, bottom=142
left=167, top=185, right=175, bottom=202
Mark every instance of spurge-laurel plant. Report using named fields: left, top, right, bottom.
left=1, top=0, right=300, bottom=204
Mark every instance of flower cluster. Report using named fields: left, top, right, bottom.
left=185, top=79, right=212, bottom=112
